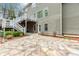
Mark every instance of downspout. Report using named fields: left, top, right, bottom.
left=62, top=3, right=64, bottom=36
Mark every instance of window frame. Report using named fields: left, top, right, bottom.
left=37, top=10, right=43, bottom=18
left=44, top=24, right=48, bottom=31
left=44, top=9, right=48, bottom=17
left=39, top=25, right=41, bottom=31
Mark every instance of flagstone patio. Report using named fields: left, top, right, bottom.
left=0, top=34, right=79, bottom=56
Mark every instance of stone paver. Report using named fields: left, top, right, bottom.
left=0, top=34, right=79, bottom=56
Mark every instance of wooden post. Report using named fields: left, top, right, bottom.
left=25, top=15, right=27, bottom=35
left=13, top=18, right=15, bottom=32
left=2, top=18, right=6, bottom=42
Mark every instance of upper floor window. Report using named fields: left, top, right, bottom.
left=45, top=9, right=48, bottom=17
left=37, top=10, right=43, bottom=18
left=44, top=24, right=48, bottom=31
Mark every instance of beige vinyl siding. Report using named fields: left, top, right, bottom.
left=35, top=3, right=62, bottom=35
left=63, top=3, right=79, bottom=34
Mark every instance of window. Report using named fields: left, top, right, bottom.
left=39, top=25, right=41, bottom=31
left=37, top=10, right=43, bottom=18
left=45, top=10, right=48, bottom=16
left=44, top=24, right=48, bottom=31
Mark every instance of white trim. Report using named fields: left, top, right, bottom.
left=35, top=7, right=48, bottom=20
left=43, top=7, right=48, bottom=17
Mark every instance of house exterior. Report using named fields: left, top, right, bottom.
left=33, top=3, right=62, bottom=35
left=1, top=3, right=79, bottom=36
left=23, top=3, right=62, bottom=35
left=22, top=3, right=79, bottom=36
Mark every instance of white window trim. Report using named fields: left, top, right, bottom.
left=37, top=7, right=48, bottom=19
left=43, top=7, right=48, bottom=17
left=33, top=7, right=48, bottom=20
left=37, top=10, right=43, bottom=18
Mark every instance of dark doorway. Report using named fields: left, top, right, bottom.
left=27, top=21, right=36, bottom=33
left=18, top=20, right=36, bottom=33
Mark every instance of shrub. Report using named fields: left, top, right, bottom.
left=5, top=31, right=13, bottom=36
left=12, top=31, right=24, bottom=37
left=13, top=31, right=20, bottom=37
left=3, top=31, right=24, bottom=38
left=5, top=31, right=13, bottom=39
left=0, top=31, right=3, bottom=37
